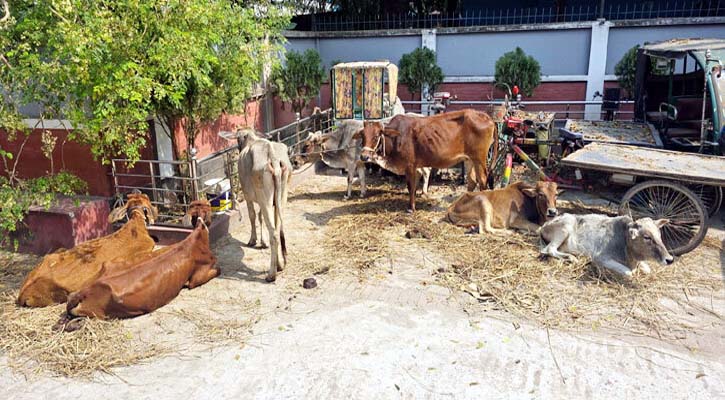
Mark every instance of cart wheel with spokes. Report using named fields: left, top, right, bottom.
left=687, top=184, right=723, bottom=217
left=618, top=180, right=708, bottom=256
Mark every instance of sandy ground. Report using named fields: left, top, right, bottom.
left=1, top=169, right=724, bottom=399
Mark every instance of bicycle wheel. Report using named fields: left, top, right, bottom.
left=618, top=180, right=708, bottom=256
left=687, top=184, right=722, bottom=217
left=487, top=139, right=508, bottom=189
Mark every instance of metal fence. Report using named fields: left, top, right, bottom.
left=110, top=108, right=336, bottom=225
left=401, top=99, right=636, bottom=121
left=310, top=1, right=724, bottom=31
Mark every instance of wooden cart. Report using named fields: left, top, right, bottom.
left=561, top=142, right=724, bottom=255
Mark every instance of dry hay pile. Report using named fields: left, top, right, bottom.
left=0, top=248, right=260, bottom=377
left=0, top=292, right=165, bottom=378
left=295, top=183, right=722, bottom=338
left=288, top=185, right=442, bottom=280
left=424, top=220, right=722, bottom=337
left=0, top=290, right=261, bottom=378
left=157, top=293, right=260, bottom=346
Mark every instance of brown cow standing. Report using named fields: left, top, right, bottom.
left=17, top=192, right=157, bottom=307
left=356, top=109, right=497, bottom=212
left=60, top=201, right=218, bottom=325
left=445, top=181, right=559, bottom=234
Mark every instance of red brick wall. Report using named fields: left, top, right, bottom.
left=172, top=99, right=265, bottom=159
left=270, top=81, right=596, bottom=125
left=603, top=80, right=634, bottom=120
left=0, top=129, right=115, bottom=196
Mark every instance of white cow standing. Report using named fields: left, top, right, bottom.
left=220, top=129, right=291, bottom=282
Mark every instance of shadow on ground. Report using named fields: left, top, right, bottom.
left=212, top=236, right=270, bottom=284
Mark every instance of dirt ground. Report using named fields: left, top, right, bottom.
left=1, top=167, right=724, bottom=399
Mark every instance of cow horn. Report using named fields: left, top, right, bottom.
left=108, top=204, right=129, bottom=223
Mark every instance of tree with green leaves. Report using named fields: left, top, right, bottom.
left=271, top=49, right=326, bottom=116
left=0, top=0, right=288, bottom=247
left=1, top=0, right=289, bottom=162
left=615, top=45, right=639, bottom=98
left=398, top=47, right=444, bottom=99
left=494, top=47, right=541, bottom=97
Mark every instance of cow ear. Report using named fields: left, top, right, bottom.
left=108, top=205, right=128, bottom=223
left=383, top=128, right=400, bottom=137
left=654, top=218, right=669, bottom=228
left=521, top=188, right=537, bottom=198
left=150, top=206, right=159, bottom=224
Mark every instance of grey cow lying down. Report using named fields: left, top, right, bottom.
left=539, top=214, right=674, bottom=276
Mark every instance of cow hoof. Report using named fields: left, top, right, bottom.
left=265, top=275, right=277, bottom=283
left=359, top=193, right=366, bottom=198
left=52, top=314, right=72, bottom=332
left=259, top=243, right=269, bottom=249
left=343, top=195, right=350, bottom=201
left=247, top=240, right=257, bottom=247
left=64, top=318, right=85, bottom=332
left=406, top=209, right=414, bottom=214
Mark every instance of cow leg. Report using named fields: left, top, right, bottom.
left=246, top=201, right=258, bottom=247
left=479, top=198, right=508, bottom=235
left=510, top=218, right=542, bottom=234
left=539, top=221, right=576, bottom=260
left=473, top=160, right=487, bottom=192
left=634, top=261, right=652, bottom=275
left=257, top=175, right=283, bottom=282
left=417, top=168, right=430, bottom=196
left=187, top=265, right=221, bottom=289
left=344, top=164, right=355, bottom=200
left=258, top=210, right=268, bottom=249
left=596, top=257, right=633, bottom=277
left=540, top=234, right=575, bottom=260
left=357, top=162, right=367, bottom=198
left=405, top=167, right=418, bottom=213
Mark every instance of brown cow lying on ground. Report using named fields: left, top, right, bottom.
left=55, top=200, right=218, bottom=330
left=17, top=192, right=157, bottom=307
left=355, top=109, right=498, bottom=212
left=445, top=181, right=559, bottom=234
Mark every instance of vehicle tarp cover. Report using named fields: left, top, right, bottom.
left=332, top=61, right=398, bottom=120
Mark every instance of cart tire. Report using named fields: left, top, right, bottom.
left=688, top=184, right=722, bottom=217
left=618, top=180, right=708, bottom=256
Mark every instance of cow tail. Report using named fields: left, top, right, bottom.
left=269, top=147, right=287, bottom=264
left=488, top=123, right=500, bottom=189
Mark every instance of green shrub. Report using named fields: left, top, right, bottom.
left=615, top=45, right=639, bottom=97
left=399, top=47, right=444, bottom=97
left=0, top=171, right=87, bottom=249
left=494, top=47, right=541, bottom=97
left=272, top=49, right=326, bottom=115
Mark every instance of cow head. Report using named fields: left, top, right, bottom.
left=354, top=121, right=398, bottom=162
left=109, top=191, right=158, bottom=225
left=183, top=200, right=212, bottom=228
left=520, top=181, right=559, bottom=223
left=626, top=217, right=674, bottom=266
left=218, top=127, right=258, bottom=150
left=294, top=131, right=326, bottom=167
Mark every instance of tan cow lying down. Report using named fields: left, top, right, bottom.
left=445, top=181, right=559, bottom=234
left=57, top=201, right=218, bottom=329
left=17, top=192, right=157, bottom=307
